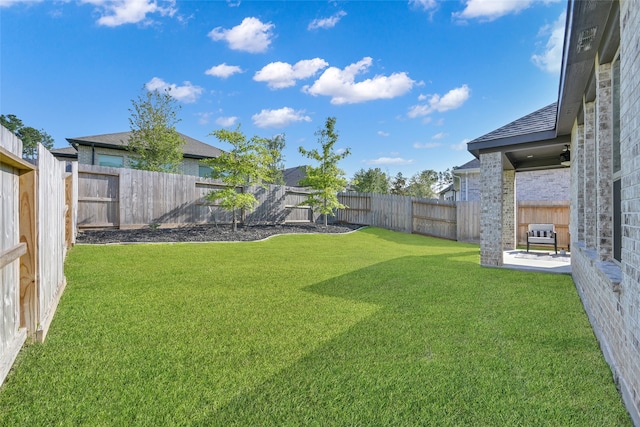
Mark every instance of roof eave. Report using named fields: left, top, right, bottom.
left=467, top=129, right=558, bottom=158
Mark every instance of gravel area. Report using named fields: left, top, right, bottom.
left=76, top=223, right=363, bottom=244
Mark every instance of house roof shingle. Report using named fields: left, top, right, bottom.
left=470, top=102, right=558, bottom=144
left=283, top=165, right=308, bottom=187
left=67, top=131, right=223, bottom=159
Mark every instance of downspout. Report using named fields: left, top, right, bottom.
left=91, top=143, right=95, bottom=165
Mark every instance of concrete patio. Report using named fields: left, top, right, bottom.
left=502, top=249, right=571, bottom=274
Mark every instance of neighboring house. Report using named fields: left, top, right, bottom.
left=65, top=131, right=223, bottom=177
left=283, top=165, right=308, bottom=187
left=437, top=183, right=456, bottom=201
left=50, top=146, right=79, bottom=161
left=467, top=1, right=639, bottom=422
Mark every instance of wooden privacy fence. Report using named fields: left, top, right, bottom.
left=337, top=193, right=457, bottom=240
left=518, top=201, right=569, bottom=249
left=1, top=128, right=76, bottom=386
left=77, top=165, right=313, bottom=229
left=337, top=193, right=569, bottom=247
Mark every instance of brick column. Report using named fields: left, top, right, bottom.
left=480, top=151, right=504, bottom=266
left=502, top=169, right=516, bottom=250
left=571, top=123, right=585, bottom=242
left=596, top=61, right=613, bottom=261
left=583, top=101, right=597, bottom=248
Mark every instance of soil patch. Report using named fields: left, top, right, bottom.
left=76, top=223, right=363, bottom=244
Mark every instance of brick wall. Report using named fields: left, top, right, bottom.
left=515, top=169, right=570, bottom=201
left=569, top=0, right=640, bottom=420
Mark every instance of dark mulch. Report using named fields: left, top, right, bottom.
left=76, top=223, right=363, bottom=244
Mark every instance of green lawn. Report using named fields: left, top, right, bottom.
left=0, top=227, right=631, bottom=426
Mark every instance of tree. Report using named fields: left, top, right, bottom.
left=127, top=87, right=185, bottom=173
left=202, top=125, right=274, bottom=231
left=406, top=169, right=438, bottom=199
left=1, top=114, right=54, bottom=159
left=351, top=168, right=390, bottom=194
left=390, top=172, right=407, bottom=195
left=266, top=133, right=286, bottom=185
left=298, top=117, right=351, bottom=227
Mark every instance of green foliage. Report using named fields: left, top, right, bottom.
left=298, top=117, right=351, bottom=226
left=390, top=172, right=407, bottom=195
left=406, top=169, right=438, bottom=198
left=127, top=87, right=185, bottom=173
left=351, top=167, right=390, bottom=194
left=266, top=133, right=286, bottom=185
left=202, top=125, right=274, bottom=231
left=1, top=113, right=54, bottom=159
left=0, top=230, right=630, bottom=425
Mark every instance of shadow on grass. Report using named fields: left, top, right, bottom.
left=208, top=252, right=630, bottom=426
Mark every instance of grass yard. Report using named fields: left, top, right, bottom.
left=0, top=227, right=631, bottom=425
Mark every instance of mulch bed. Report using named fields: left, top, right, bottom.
left=76, top=223, right=363, bottom=244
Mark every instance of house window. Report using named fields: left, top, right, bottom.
left=612, top=54, right=622, bottom=262
left=98, top=154, right=124, bottom=168
left=199, top=165, right=213, bottom=178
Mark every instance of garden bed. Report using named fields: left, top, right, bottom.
left=76, top=222, right=363, bottom=244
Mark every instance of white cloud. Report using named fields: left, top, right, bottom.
left=303, top=57, right=415, bottom=104
left=377, top=131, right=390, bottom=137
left=409, top=0, right=437, bottom=11
left=532, top=12, right=566, bottom=74
left=413, top=142, right=442, bottom=149
left=451, top=138, right=471, bottom=151
left=0, top=0, right=43, bottom=7
left=252, top=107, right=311, bottom=128
left=145, top=77, right=203, bottom=103
left=432, top=132, right=448, bottom=140
left=364, top=157, right=415, bottom=166
left=254, top=58, right=329, bottom=89
left=79, top=0, right=177, bottom=27
left=216, top=116, right=239, bottom=127
left=452, top=0, right=562, bottom=22
left=205, top=63, right=243, bottom=78
left=196, top=112, right=212, bottom=125
left=308, top=10, right=347, bottom=30
left=408, top=84, right=470, bottom=118
left=209, top=17, right=274, bottom=53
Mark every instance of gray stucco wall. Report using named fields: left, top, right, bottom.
left=76, top=145, right=204, bottom=176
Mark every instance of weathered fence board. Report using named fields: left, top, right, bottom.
left=1, top=129, right=75, bottom=386
left=457, top=201, right=480, bottom=243
left=77, top=165, right=315, bottom=229
left=36, top=145, right=73, bottom=342
left=338, top=193, right=456, bottom=239
left=412, top=199, right=456, bottom=240
left=0, top=129, right=32, bottom=386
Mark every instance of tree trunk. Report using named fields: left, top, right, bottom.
left=232, top=209, right=237, bottom=232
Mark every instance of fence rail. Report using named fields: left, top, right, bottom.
left=77, top=165, right=314, bottom=229
left=337, top=193, right=457, bottom=239
left=338, top=192, right=569, bottom=247
left=1, top=129, right=75, bottom=386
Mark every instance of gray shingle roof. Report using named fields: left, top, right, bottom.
left=283, top=165, right=308, bottom=187
left=50, top=146, right=78, bottom=158
left=67, top=131, right=223, bottom=159
left=454, top=158, right=479, bottom=170
left=470, top=102, right=557, bottom=144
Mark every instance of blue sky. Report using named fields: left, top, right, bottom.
left=1, top=0, right=566, bottom=178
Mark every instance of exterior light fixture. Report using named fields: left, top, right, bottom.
left=560, top=144, right=571, bottom=166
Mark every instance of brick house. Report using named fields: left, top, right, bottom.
left=64, top=131, right=223, bottom=177
left=451, top=157, right=570, bottom=203
left=467, top=1, right=639, bottom=422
